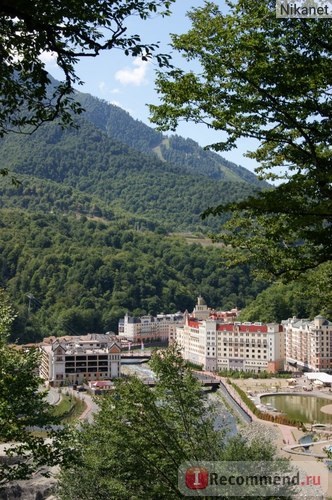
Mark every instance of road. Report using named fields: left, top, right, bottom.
left=58, top=387, right=99, bottom=423
left=44, top=386, right=61, bottom=405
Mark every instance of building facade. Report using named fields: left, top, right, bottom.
left=118, top=297, right=240, bottom=344
left=192, top=295, right=211, bottom=320
left=40, top=334, right=121, bottom=386
left=118, top=312, right=185, bottom=343
left=176, top=316, right=284, bottom=373
left=283, top=316, right=332, bottom=372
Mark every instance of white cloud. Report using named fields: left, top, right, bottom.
left=109, top=100, right=134, bottom=116
left=115, top=58, right=150, bottom=86
left=39, top=51, right=57, bottom=65
left=110, top=100, right=122, bottom=107
left=98, top=81, right=106, bottom=92
left=98, top=82, right=121, bottom=96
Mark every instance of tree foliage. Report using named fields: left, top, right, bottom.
left=239, top=261, right=332, bottom=323
left=0, top=94, right=260, bottom=233
left=150, top=0, right=332, bottom=279
left=0, top=288, right=74, bottom=485
left=78, top=92, right=263, bottom=186
left=57, top=345, right=292, bottom=499
left=0, top=209, right=265, bottom=342
left=0, top=0, right=174, bottom=142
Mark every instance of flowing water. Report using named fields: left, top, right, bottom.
left=124, top=364, right=237, bottom=435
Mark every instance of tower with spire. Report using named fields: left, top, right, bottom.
left=192, top=295, right=211, bottom=320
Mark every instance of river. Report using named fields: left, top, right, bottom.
left=122, top=363, right=237, bottom=436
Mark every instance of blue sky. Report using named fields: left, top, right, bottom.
left=42, top=0, right=259, bottom=174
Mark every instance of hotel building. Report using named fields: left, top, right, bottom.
left=118, top=297, right=240, bottom=344
left=40, top=333, right=121, bottom=386
left=176, top=298, right=283, bottom=373
left=283, top=316, right=332, bottom=372
left=118, top=312, right=185, bottom=343
left=176, top=317, right=284, bottom=373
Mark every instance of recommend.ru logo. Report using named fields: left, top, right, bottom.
left=179, top=461, right=327, bottom=497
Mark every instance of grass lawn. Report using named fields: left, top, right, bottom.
left=52, top=393, right=86, bottom=423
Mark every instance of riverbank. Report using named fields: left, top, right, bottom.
left=217, top=377, right=332, bottom=498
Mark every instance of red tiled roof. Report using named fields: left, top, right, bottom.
left=90, top=380, right=112, bottom=388
left=216, top=323, right=268, bottom=333
left=188, top=320, right=200, bottom=328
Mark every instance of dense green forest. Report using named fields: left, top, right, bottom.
left=0, top=117, right=258, bottom=232
left=2, top=203, right=328, bottom=343
left=0, top=175, right=162, bottom=232
left=78, top=92, right=265, bottom=187
left=0, top=89, right=328, bottom=344
left=238, top=263, right=332, bottom=323
left=0, top=209, right=266, bottom=343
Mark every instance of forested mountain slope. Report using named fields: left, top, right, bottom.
left=0, top=174, right=164, bottom=232
left=78, top=92, right=265, bottom=185
left=0, top=115, right=258, bottom=232
left=0, top=209, right=265, bottom=342
left=238, top=263, right=332, bottom=324
left=0, top=84, right=279, bottom=342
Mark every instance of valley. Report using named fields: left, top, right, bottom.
left=0, top=85, right=329, bottom=345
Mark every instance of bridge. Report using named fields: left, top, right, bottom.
left=141, top=375, right=220, bottom=390
left=121, top=353, right=152, bottom=364
left=195, top=375, right=220, bottom=390
left=121, top=353, right=152, bottom=359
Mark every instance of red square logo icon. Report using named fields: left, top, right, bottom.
left=185, top=466, right=209, bottom=490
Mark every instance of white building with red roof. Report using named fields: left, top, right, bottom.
left=176, top=299, right=284, bottom=373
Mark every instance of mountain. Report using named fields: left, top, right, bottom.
left=0, top=85, right=325, bottom=342
left=0, top=208, right=266, bottom=343
left=0, top=82, right=275, bottom=343
left=0, top=84, right=265, bottom=232
left=0, top=174, right=164, bottom=233
left=78, top=92, right=263, bottom=186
